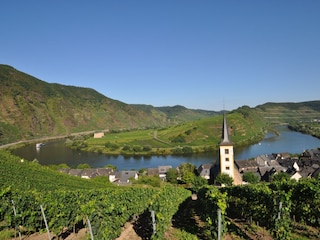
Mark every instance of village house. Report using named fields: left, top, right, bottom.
left=58, top=147, right=320, bottom=185
left=158, top=165, right=172, bottom=180
left=197, top=164, right=213, bottom=179
left=59, top=168, right=114, bottom=179
left=147, top=167, right=159, bottom=177
left=235, top=159, right=259, bottom=173
left=111, top=170, right=138, bottom=184
left=93, top=132, right=105, bottom=138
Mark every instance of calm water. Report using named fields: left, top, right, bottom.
left=12, top=125, right=320, bottom=170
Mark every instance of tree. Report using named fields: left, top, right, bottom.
left=104, top=164, right=117, bottom=170
left=271, top=172, right=290, bottom=182
left=142, top=145, right=152, bottom=152
left=182, top=171, right=195, bottom=185
left=166, top=168, right=178, bottom=184
left=242, top=172, right=259, bottom=184
left=133, top=175, right=161, bottom=187
left=77, top=163, right=91, bottom=169
left=215, top=173, right=233, bottom=186
left=179, top=163, right=197, bottom=184
left=190, top=176, right=208, bottom=193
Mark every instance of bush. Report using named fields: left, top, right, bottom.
left=182, top=146, right=193, bottom=154
left=133, top=175, right=161, bottom=187
left=142, top=145, right=152, bottom=152
left=166, top=168, right=178, bottom=184
left=215, top=173, right=233, bottom=186
left=172, top=134, right=186, bottom=143
left=242, top=172, right=259, bottom=184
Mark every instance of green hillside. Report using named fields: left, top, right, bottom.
left=71, top=106, right=268, bottom=155
left=256, top=101, right=320, bottom=124
left=0, top=150, right=110, bottom=191
left=0, top=65, right=215, bottom=145
left=1, top=64, right=320, bottom=149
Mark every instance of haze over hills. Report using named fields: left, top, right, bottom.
left=0, top=64, right=319, bottom=145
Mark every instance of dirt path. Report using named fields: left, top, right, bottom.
left=116, top=222, right=142, bottom=240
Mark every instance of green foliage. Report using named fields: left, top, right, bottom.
left=105, top=141, right=119, bottom=150
left=0, top=122, right=21, bottom=145
left=256, top=101, right=320, bottom=124
left=166, top=168, right=178, bottom=184
left=149, top=186, right=191, bottom=239
left=76, top=163, right=91, bottom=169
left=0, top=150, right=107, bottom=191
left=288, top=178, right=320, bottom=227
left=104, top=164, right=117, bottom=170
left=122, top=144, right=131, bottom=151
left=198, top=186, right=228, bottom=239
left=131, top=145, right=141, bottom=152
left=133, top=175, right=161, bottom=188
left=1, top=149, right=320, bottom=238
left=172, top=229, right=198, bottom=240
left=224, top=184, right=273, bottom=226
left=271, top=191, right=292, bottom=240
left=271, top=172, right=291, bottom=182
left=2, top=65, right=217, bottom=143
left=178, top=163, right=197, bottom=185
left=182, top=146, right=193, bottom=154
left=242, top=172, right=259, bottom=184
left=77, top=108, right=271, bottom=155
left=171, top=147, right=183, bottom=154
left=0, top=150, right=192, bottom=239
left=172, top=134, right=186, bottom=143
left=1, top=188, right=158, bottom=238
left=289, top=122, right=320, bottom=139
left=190, top=176, right=208, bottom=193
left=142, top=145, right=152, bottom=151
left=47, top=163, right=70, bottom=170
left=215, top=173, right=234, bottom=186
left=224, top=180, right=320, bottom=238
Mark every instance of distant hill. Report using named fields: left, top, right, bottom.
left=255, top=101, right=320, bottom=124
left=133, top=104, right=220, bottom=123
left=1, top=64, right=319, bottom=145
left=0, top=65, right=218, bottom=144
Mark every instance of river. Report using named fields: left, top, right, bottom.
left=11, top=125, right=320, bottom=170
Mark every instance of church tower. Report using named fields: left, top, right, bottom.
left=219, top=113, right=235, bottom=180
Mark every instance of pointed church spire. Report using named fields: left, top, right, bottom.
left=220, top=113, right=232, bottom=145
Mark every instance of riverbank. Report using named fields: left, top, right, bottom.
left=0, top=130, right=102, bottom=150
left=11, top=125, right=320, bottom=171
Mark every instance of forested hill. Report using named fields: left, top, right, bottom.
left=0, top=65, right=217, bottom=144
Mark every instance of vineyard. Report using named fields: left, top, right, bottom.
left=0, top=150, right=191, bottom=239
left=212, top=179, right=320, bottom=239
left=1, top=150, right=320, bottom=239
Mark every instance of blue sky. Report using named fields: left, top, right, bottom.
left=1, top=1, right=319, bottom=111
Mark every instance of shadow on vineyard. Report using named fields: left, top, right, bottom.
left=132, top=211, right=154, bottom=239
left=171, top=197, right=208, bottom=239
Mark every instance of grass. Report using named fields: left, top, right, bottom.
left=73, top=108, right=268, bottom=156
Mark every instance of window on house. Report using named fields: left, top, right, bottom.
left=225, top=149, right=229, bottom=154
left=226, top=166, right=230, bottom=170
left=226, top=158, right=229, bottom=162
